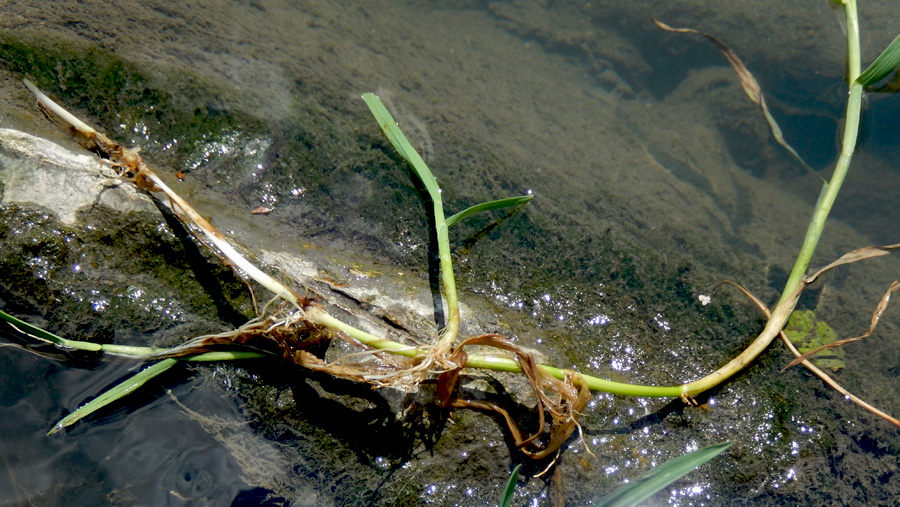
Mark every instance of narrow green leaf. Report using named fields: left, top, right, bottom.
left=857, top=32, right=900, bottom=87
left=1, top=309, right=100, bottom=351
left=2, top=310, right=164, bottom=357
left=46, top=350, right=269, bottom=434
left=499, top=463, right=522, bottom=507
left=363, top=91, right=463, bottom=349
left=446, top=195, right=533, bottom=228
left=594, top=441, right=732, bottom=507
left=185, top=350, right=269, bottom=361
left=362, top=93, right=441, bottom=202
left=48, top=358, right=179, bottom=435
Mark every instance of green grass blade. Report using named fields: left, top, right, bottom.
left=362, top=93, right=441, bottom=201
left=446, top=195, right=533, bottom=228
left=594, top=441, right=732, bottom=507
left=1, top=309, right=101, bottom=352
left=857, top=32, right=900, bottom=87
left=362, top=92, right=462, bottom=347
left=499, top=463, right=522, bottom=507
left=1, top=310, right=167, bottom=357
left=185, top=350, right=268, bottom=361
left=48, top=358, right=179, bottom=435
left=47, top=350, right=267, bottom=434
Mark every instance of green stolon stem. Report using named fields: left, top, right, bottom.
left=362, top=93, right=460, bottom=351
left=678, top=0, right=862, bottom=397
left=345, top=0, right=864, bottom=399
left=312, top=308, right=684, bottom=397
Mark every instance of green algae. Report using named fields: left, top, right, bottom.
left=0, top=30, right=263, bottom=174
left=783, top=309, right=845, bottom=371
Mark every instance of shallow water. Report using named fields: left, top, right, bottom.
left=2, top=1, right=900, bottom=505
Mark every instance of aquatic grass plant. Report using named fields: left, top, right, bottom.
left=592, top=441, right=732, bottom=507
left=4, top=0, right=900, bottom=501
left=0, top=309, right=268, bottom=433
left=499, top=463, right=522, bottom=507
left=651, top=0, right=900, bottom=427
left=496, top=442, right=731, bottom=506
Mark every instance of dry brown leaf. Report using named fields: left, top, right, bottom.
left=805, top=243, right=900, bottom=284
left=652, top=19, right=814, bottom=175
left=784, top=279, right=900, bottom=369
left=724, top=281, right=900, bottom=428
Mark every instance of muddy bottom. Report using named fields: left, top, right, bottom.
left=2, top=1, right=900, bottom=505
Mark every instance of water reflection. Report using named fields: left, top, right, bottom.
left=0, top=350, right=255, bottom=505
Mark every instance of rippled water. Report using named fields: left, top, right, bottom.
left=0, top=350, right=249, bottom=504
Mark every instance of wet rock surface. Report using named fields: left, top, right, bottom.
left=2, top=1, right=900, bottom=505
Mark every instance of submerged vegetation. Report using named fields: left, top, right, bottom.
left=3, top=0, right=900, bottom=503
left=783, top=310, right=844, bottom=371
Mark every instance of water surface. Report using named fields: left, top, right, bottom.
left=2, top=1, right=900, bottom=505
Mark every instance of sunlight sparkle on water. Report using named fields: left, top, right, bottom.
left=127, top=121, right=151, bottom=143
left=26, top=256, right=50, bottom=279
left=668, top=482, right=708, bottom=502
left=653, top=312, right=671, bottom=331
left=588, top=314, right=610, bottom=326
left=90, top=294, right=109, bottom=312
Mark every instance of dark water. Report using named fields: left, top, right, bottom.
left=2, top=1, right=900, bottom=505
left=0, top=348, right=250, bottom=505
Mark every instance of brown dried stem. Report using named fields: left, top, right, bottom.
left=726, top=279, right=900, bottom=429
